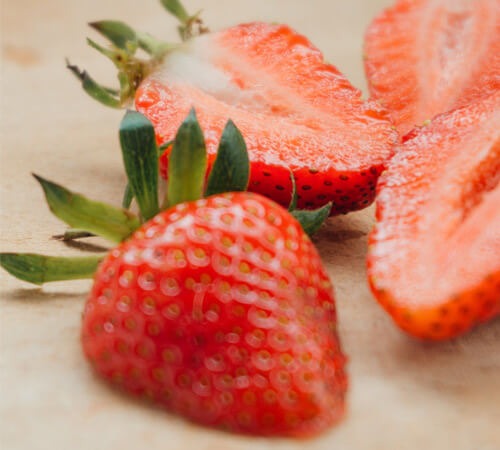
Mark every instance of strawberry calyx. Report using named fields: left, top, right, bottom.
left=160, top=0, right=209, bottom=40
left=67, top=0, right=208, bottom=108
left=33, top=174, right=140, bottom=243
left=1, top=110, right=331, bottom=285
left=0, top=254, right=102, bottom=286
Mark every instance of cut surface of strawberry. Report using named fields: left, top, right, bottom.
left=364, top=0, right=500, bottom=135
left=367, top=93, right=500, bottom=340
left=81, top=192, right=347, bottom=436
left=136, top=22, right=397, bottom=214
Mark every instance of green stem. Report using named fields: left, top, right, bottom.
left=0, top=253, right=102, bottom=285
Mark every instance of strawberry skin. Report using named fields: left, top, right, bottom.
left=136, top=22, right=397, bottom=214
left=364, top=0, right=500, bottom=135
left=367, top=93, right=500, bottom=340
left=81, top=192, right=347, bottom=437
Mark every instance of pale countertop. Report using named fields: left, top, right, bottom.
left=1, top=1, right=499, bottom=449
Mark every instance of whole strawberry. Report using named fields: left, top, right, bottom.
left=0, top=109, right=346, bottom=437
left=82, top=192, right=346, bottom=436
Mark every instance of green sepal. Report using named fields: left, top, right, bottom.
left=0, top=253, right=102, bottom=286
left=205, top=120, right=249, bottom=197
left=159, top=0, right=207, bottom=41
left=160, top=0, right=190, bottom=24
left=136, top=32, right=173, bottom=58
left=122, top=183, right=134, bottom=209
left=119, top=111, right=160, bottom=222
left=166, top=108, right=207, bottom=207
left=33, top=174, right=140, bottom=243
left=89, top=20, right=138, bottom=52
left=66, top=60, right=121, bottom=108
left=291, top=202, right=332, bottom=236
left=86, top=38, right=117, bottom=61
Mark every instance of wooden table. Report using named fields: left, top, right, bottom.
left=1, top=1, right=499, bottom=449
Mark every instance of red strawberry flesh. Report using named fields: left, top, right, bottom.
left=367, top=93, right=500, bottom=340
left=81, top=192, right=347, bottom=436
left=136, top=22, right=397, bottom=213
left=364, top=0, right=500, bottom=135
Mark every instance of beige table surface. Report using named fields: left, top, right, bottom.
left=1, top=1, right=499, bottom=449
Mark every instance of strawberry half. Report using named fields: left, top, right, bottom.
left=136, top=22, right=397, bottom=214
left=82, top=191, right=347, bottom=436
left=68, top=9, right=397, bottom=215
left=364, top=0, right=500, bottom=135
left=367, top=93, right=500, bottom=340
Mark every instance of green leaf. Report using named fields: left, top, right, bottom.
left=136, top=32, right=173, bottom=58
left=66, top=60, right=121, bottom=108
left=89, top=20, right=138, bottom=52
left=206, top=120, right=249, bottom=196
left=34, top=174, right=140, bottom=243
left=122, top=183, right=134, bottom=209
left=166, top=108, right=207, bottom=207
left=86, top=38, right=117, bottom=62
left=119, top=111, right=159, bottom=222
left=0, top=253, right=102, bottom=286
left=291, top=203, right=332, bottom=236
left=160, top=0, right=190, bottom=24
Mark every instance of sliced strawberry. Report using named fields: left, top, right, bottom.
left=364, top=0, right=500, bottom=135
left=136, top=22, right=397, bottom=214
left=367, top=93, right=500, bottom=340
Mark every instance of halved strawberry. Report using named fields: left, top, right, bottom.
left=367, top=93, right=500, bottom=340
left=136, top=22, right=397, bottom=213
left=364, top=0, right=500, bottom=135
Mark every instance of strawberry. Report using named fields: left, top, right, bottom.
left=68, top=5, right=397, bottom=214
left=81, top=191, right=347, bottom=436
left=364, top=0, right=500, bottom=135
left=1, top=109, right=347, bottom=436
left=367, top=93, right=500, bottom=340
left=136, top=22, right=397, bottom=213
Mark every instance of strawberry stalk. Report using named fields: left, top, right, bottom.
left=67, top=0, right=206, bottom=108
